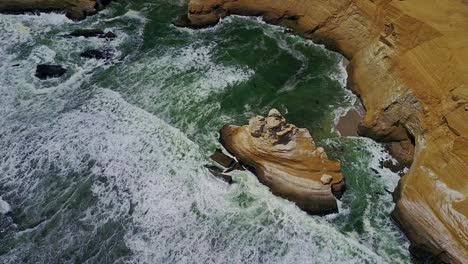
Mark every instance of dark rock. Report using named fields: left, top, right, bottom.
left=68, top=29, right=116, bottom=40
left=225, top=162, right=245, bottom=173
left=35, top=64, right=67, bottom=79
left=205, top=165, right=233, bottom=184
left=96, top=0, right=113, bottom=9
left=331, top=180, right=346, bottom=199
left=209, top=149, right=235, bottom=168
left=80, top=49, right=113, bottom=60
left=69, top=29, right=104, bottom=37
left=101, top=31, right=117, bottom=39
left=173, top=14, right=193, bottom=28
left=408, top=244, right=450, bottom=264
left=128, top=201, right=137, bottom=216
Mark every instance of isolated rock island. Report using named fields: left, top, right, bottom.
left=220, top=109, right=345, bottom=215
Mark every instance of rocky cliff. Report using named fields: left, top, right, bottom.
left=186, top=0, right=468, bottom=263
left=220, top=109, right=345, bottom=215
left=0, top=0, right=111, bottom=20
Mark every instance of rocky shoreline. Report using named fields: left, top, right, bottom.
left=0, top=1, right=117, bottom=80
left=184, top=0, right=468, bottom=263
left=0, top=0, right=112, bottom=20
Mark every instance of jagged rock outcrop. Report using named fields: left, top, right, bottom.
left=220, top=109, right=345, bottom=215
left=186, top=0, right=468, bottom=263
left=0, top=0, right=112, bottom=20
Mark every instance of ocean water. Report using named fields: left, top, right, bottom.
left=0, top=1, right=411, bottom=263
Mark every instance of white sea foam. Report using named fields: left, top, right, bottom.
left=103, top=9, right=148, bottom=24
left=328, top=56, right=362, bottom=135
left=0, top=197, right=11, bottom=214
left=324, top=136, right=409, bottom=262
left=111, top=42, right=254, bottom=140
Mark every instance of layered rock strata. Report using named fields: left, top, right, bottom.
left=0, top=0, right=111, bottom=20
left=186, top=0, right=468, bottom=263
left=220, top=109, right=345, bottom=215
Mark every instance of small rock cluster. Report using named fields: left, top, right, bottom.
left=34, top=28, right=117, bottom=80
left=248, top=109, right=298, bottom=144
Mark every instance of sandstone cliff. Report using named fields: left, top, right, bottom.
left=220, top=109, right=345, bottom=215
left=0, top=0, right=111, bottom=20
left=186, top=0, right=468, bottom=263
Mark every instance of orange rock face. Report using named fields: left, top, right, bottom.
left=0, top=0, right=110, bottom=20
left=220, top=109, right=345, bottom=215
left=187, top=0, right=468, bottom=263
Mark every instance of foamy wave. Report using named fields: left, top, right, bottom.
left=123, top=151, right=387, bottom=264
left=109, top=42, right=254, bottom=139
left=0, top=197, right=11, bottom=214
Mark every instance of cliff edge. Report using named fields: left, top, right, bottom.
left=186, top=0, right=468, bottom=263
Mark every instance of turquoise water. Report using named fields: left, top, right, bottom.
left=0, top=1, right=410, bottom=263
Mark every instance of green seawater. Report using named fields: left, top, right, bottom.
left=0, top=1, right=411, bottom=263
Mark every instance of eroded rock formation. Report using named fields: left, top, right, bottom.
left=220, top=109, right=345, bottom=215
left=186, top=0, right=468, bottom=263
left=0, top=0, right=111, bottom=20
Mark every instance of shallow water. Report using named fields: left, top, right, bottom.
left=0, top=1, right=410, bottom=263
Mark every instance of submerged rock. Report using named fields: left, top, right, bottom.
left=68, top=29, right=116, bottom=39
left=205, top=165, right=233, bottom=184
left=220, top=109, right=345, bottom=215
left=35, top=64, right=67, bottom=79
left=80, top=49, right=113, bottom=60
